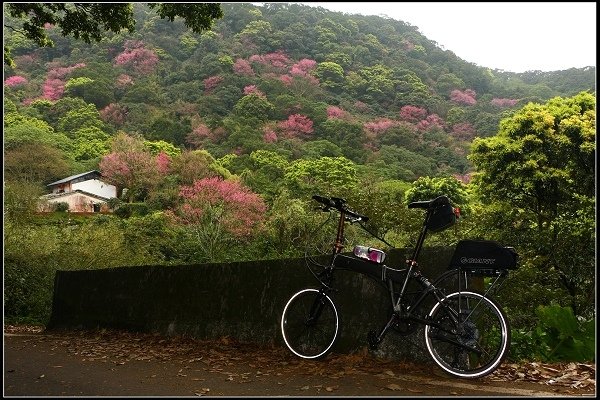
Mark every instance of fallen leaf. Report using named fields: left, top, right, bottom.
left=386, top=384, right=402, bottom=391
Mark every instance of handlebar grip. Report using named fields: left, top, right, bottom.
left=312, top=195, right=335, bottom=208
left=346, top=209, right=369, bottom=222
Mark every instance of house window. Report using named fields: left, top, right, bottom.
left=93, top=203, right=101, bottom=213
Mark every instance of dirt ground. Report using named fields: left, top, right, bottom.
left=3, top=325, right=596, bottom=397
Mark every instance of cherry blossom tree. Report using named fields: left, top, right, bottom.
left=172, top=177, right=266, bottom=239
left=114, top=40, right=159, bottom=75
left=99, top=133, right=166, bottom=202
left=185, top=123, right=212, bottom=149
left=100, top=103, right=128, bottom=127
left=399, top=105, right=427, bottom=122
left=233, top=58, right=254, bottom=76
left=450, top=89, right=477, bottom=105
left=451, top=122, right=476, bottom=140
left=203, top=75, right=223, bottom=93
left=326, top=105, right=347, bottom=119
left=4, top=76, right=28, bottom=87
left=417, top=114, right=446, bottom=131
left=277, top=114, right=314, bottom=138
left=491, top=98, right=519, bottom=107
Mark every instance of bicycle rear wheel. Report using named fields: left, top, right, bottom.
left=280, top=288, right=339, bottom=359
left=424, top=291, right=510, bottom=378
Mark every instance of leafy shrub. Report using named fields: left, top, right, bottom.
left=54, top=201, right=69, bottom=212
left=509, top=305, right=595, bottom=362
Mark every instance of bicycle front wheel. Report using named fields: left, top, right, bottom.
left=280, top=288, right=339, bottom=359
left=425, top=291, right=510, bottom=378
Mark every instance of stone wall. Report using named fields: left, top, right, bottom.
left=49, top=247, right=462, bottom=362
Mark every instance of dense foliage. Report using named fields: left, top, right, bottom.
left=3, top=3, right=595, bottom=362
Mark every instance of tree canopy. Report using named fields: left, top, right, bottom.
left=3, top=3, right=223, bottom=66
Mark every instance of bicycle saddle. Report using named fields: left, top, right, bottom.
left=408, top=195, right=450, bottom=209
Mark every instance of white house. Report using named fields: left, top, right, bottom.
left=39, top=170, right=118, bottom=213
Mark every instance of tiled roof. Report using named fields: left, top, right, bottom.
left=47, top=170, right=101, bottom=186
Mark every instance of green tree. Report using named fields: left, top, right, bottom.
left=469, top=91, right=596, bottom=317
left=4, top=142, right=71, bottom=184
left=4, top=3, right=223, bottom=66
left=284, top=156, right=358, bottom=197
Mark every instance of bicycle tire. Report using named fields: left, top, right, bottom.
left=280, top=288, right=339, bottom=359
left=424, top=291, right=510, bottom=378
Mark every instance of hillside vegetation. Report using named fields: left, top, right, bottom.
left=3, top=3, right=596, bottom=362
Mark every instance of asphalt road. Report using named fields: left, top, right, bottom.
left=3, top=331, right=595, bottom=397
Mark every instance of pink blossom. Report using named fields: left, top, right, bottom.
left=451, top=122, right=476, bottom=140
left=279, top=74, right=293, bottom=86
left=453, top=173, right=473, bottom=184
left=156, top=152, right=171, bottom=175
left=47, top=63, right=86, bottom=80
left=175, top=177, right=267, bottom=237
left=203, top=75, right=223, bottom=93
left=100, top=103, right=127, bottom=126
left=4, top=75, right=28, bottom=87
left=417, top=114, right=445, bottom=131
left=263, top=128, right=278, bottom=143
left=277, top=114, right=314, bottom=138
left=289, top=58, right=317, bottom=77
left=249, top=51, right=291, bottom=72
left=364, top=118, right=396, bottom=135
left=42, top=78, right=65, bottom=101
left=233, top=58, right=255, bottom=76
left=243, top=85, right=265, bottom=97
left=186, top=124, right=212, bottom=149
left=114, top=41, right=159, bottom=74
left=326, top=106, right=346, bottom=119
left=450, top=89, right=477, bottom=105
left=399, top=105, right=427, bottom=122
left=491, top=98, right=519, bottom=107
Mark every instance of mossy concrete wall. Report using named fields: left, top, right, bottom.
left=49, top=247, right=457, bottom=362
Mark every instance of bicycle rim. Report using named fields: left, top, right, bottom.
left=280, top=288, right=339, bottom=359
left=424, top=291, right=510, bottom=378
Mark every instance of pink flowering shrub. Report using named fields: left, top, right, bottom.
left=100, top=103, right=128, bottom=126
left=451, top=122, right=476, bottom=140
left=173, top=177, right=267, bottom=237
left=233, top=58, right=255, bottom=76
left=4, top=76, right=28, bottom=87
left=186, top=124, right=212, bottom=149
left=47, top=63, right=86, bottom=79
left=278, top=74, right=294, bottom=86
left=417, top=114, right=445, bottom=131
left=42, top=78, right=65, bottom=101
left=249, top=51, right=291, bottom=70
left=289, top=58, right=317, bottom=77
left=326, top=106, right=347, bottom=119
left=450, top=89, right=477, bottom=105
left=364, top=118, right=396, bottom=135
left=243, top=85, right=265, bottom=97
left=114, top=40, right=159, bottom=75
left=277, top=114, right=314, bottom=138
left=491, top=98, right=519, bottom=107
left=203, top=75, right=223, bottom=93
left=263, top=127, right=278, bottom=143
left=399, top=105, right=427, bottom=122
left=155, top=152, right=171, bottom=175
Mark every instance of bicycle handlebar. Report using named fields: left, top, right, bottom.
left=312, top=194, right=369, bottom=222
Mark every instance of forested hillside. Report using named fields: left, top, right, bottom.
left=4, top=4, right=596, bottom=361
left=4, top=3, right=595, bottom=185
